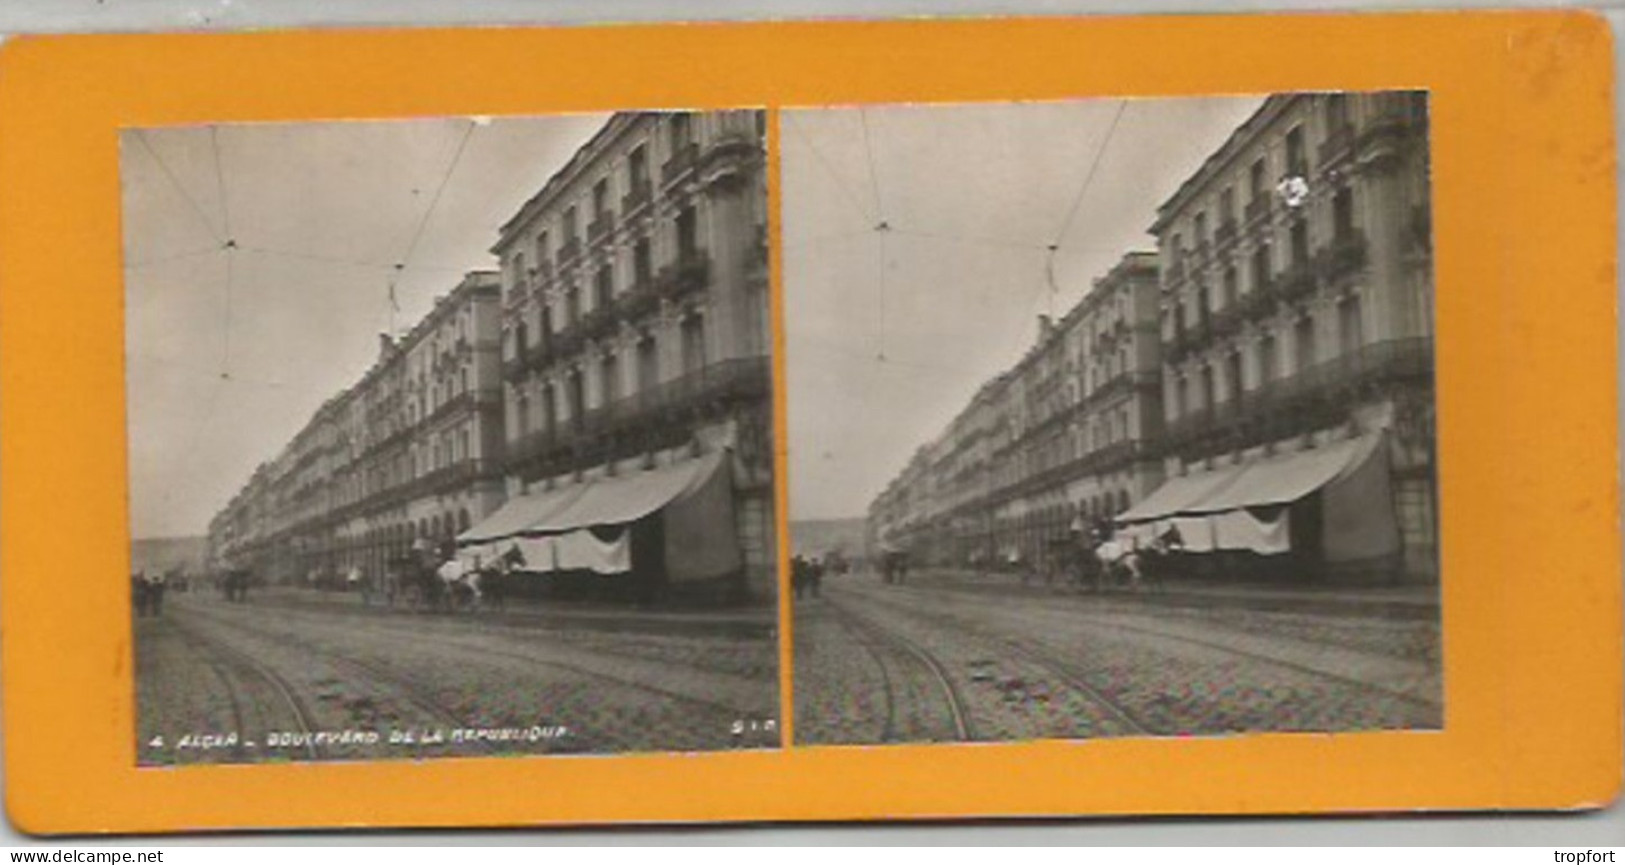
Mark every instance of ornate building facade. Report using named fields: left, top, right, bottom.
left=208, top=272, right=506, bottom=583
left=488, top=110, right=774, bottom=601
left=1136, top=91, right=1435, bottom=578
left=869, top=252, right=1165, bottom=570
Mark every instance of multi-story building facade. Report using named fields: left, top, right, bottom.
left=868, top=252, right=1165, bottom=571
left=208, top=272, right=506, bottom=583
left=487, top=110, right=774, bottom=601
left=1136, top=91, right=1435, bottom=578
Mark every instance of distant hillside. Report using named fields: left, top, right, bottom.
left=130, top=536, right=208, bottom=576
left=790, top=518, right=867, bottom=557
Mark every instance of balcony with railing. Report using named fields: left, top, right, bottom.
left=662, top=142, right=699, bottom=187
left=1316, top=231, right=1369, bottom=284
left=581, top=305, right=618, bottom=341
left=1166, top=256, right=1186, bottom=285
left=1156, top=336, right=1434, bottom=457
left=1214, top=219, right=1238, bottom=249
left=621, top=180, right=652, bottom=218
left=1318, top=122, right=1356, bottom=169
left=556, top=236, right=582, bottom=268
left=618, top=275, right=660, bottom=321
left=422, top=387, right=501, bottom=428
left=657, top=250, right=711, bottom=302
left=1278, top=258, right=1317, bottom=304
left=504, top=355, right=771, bottom=475
left=553, top=324, right=585, bottom=358
left=1211, top=305, right=1244, bottom=339
left=529, top=261, right=554, bottom=289
left=588, top=212, right=615, bottom=245
left=1405, top=204, right=1432, bottom=256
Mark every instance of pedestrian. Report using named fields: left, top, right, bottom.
left=132, top=571, right=149, bottom=617
left=146, top=570, right=166, bottom=615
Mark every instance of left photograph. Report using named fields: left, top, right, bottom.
left=123, top=110, right=780, bottom=765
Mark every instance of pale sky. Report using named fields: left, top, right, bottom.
left=124, top=113, right=611, bottom=540
left=782, top=97, right=1265, bottom=522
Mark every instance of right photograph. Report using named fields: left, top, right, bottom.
left=784, top=93, right=1441, bottom=745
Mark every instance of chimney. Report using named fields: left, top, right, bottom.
left=378, top=332, right=395, bottom=358
left=1038, top=314, right=1054, bottom=339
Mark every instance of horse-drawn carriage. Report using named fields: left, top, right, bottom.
left=1040, top=532, right=1170, bottom=594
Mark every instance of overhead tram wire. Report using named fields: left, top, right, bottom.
left=1043, top=99, right=1130, bottom=316
left=385, top=118, right=477, bottom=336
left=858, top=108, right=893, bottom=362
left=133, top=129, right=225, bottom=247
left=211, top=125, right=238, bottom=381
left=783, top=112, right=880, bottom=228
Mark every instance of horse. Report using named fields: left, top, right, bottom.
left=1091, top=537, right=1168, bottom=594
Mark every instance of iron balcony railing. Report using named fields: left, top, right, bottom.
left=621, top=180, right=652, bottom=217
left=618, top=276, right=660, bottom=320
left=661, top=142, right=699, bottom=187
left=504, top=355, right=771, bottom=472
left=1318, top=122, right=1357, bottom=169
left=588, top=212, right=615, bottom=245
left=1244, top=196, right=1272, bottom=226
left=656, top=250, right=711, bottom=302
left=556, top=236, right=582, bottom=268
left=1157, top=336, right=1434, bottom=455
left=1315, top=230, right=1369, bottom=284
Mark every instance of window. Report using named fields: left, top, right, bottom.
left=628, top=145, right=649, bottom=192
left=601, top=353, right=620, bottom=406
left=1201, top=365, right=1215, bottom=411
left=669, top=114, right=694, bottom=159
left=567, top=370, right=585, bottom=424
left=1258, top=332, right=1278, bottom=384
left=676, top=205, right=699, bottom=257
left=563, top=206, right=579, bottom=242
left=1223, top=266, right=1238, bottom=309
left=1338, top=295, right=1364, bottom=355
left=1219, top=187, right=1236, bottom=227
left=681, top=314, right=706, bottom=374
left=535, top=232, right=548, bottom=269
left=1290, top=220, right=1311, bottom=267
left=1193, top=211, right=1208, bottom=245
left=1226, top=351, right=1244, bottom=401
left=511, top=252, right=526, bottom=294
left=637, top=334, right=659, bottom=391
left=1249, top=158, right=1267, bottom=201
left=1332, top=187, right=1356, bottom=241
left=1286, top=126, right=1306, bottom=175
left=1324, top=93, right=1351, bottom=133
left=1248, top=243, right=1274, bottom=294
left=592, top=178, right=610, bottom=221
left=541, top=383, right=557, bottom=433
left=595, top=266, right=613, bottom=310
left=539, top=306, right=553, bottom=344
left=514, top=392, right=530, bottom=438
left=634, top=238, right=652, bottom=286
left=565, top=286, right=580, bottom=327
left=1295, top=315, right=1316, bottom=371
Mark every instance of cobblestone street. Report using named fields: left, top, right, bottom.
left=135, top=591, right=780, bottom=765
left=792, top=569, right=1441, bottom=745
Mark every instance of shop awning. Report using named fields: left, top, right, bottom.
left=457, top=481, right=589, bottom=545
left=1116, top=462, right=1248, bottom=524
left=1182, top=434, right=1379, bottom=514
left=524, top=450, right=726, bottom=534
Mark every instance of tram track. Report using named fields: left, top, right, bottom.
left=184, top=602, right=762, bottom=735
left=822, top=596, right=972, bottom=742
left=165, top=616, right=320, bottom=760
left=856, top=583, right=1440, bottom=720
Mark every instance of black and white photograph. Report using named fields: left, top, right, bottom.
left=785, top=94, right=1441, bottom=745
left=125, top=110, right=779, bottom=765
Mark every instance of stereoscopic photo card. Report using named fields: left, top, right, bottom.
left=0, top=12, right=1617, bottom=835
